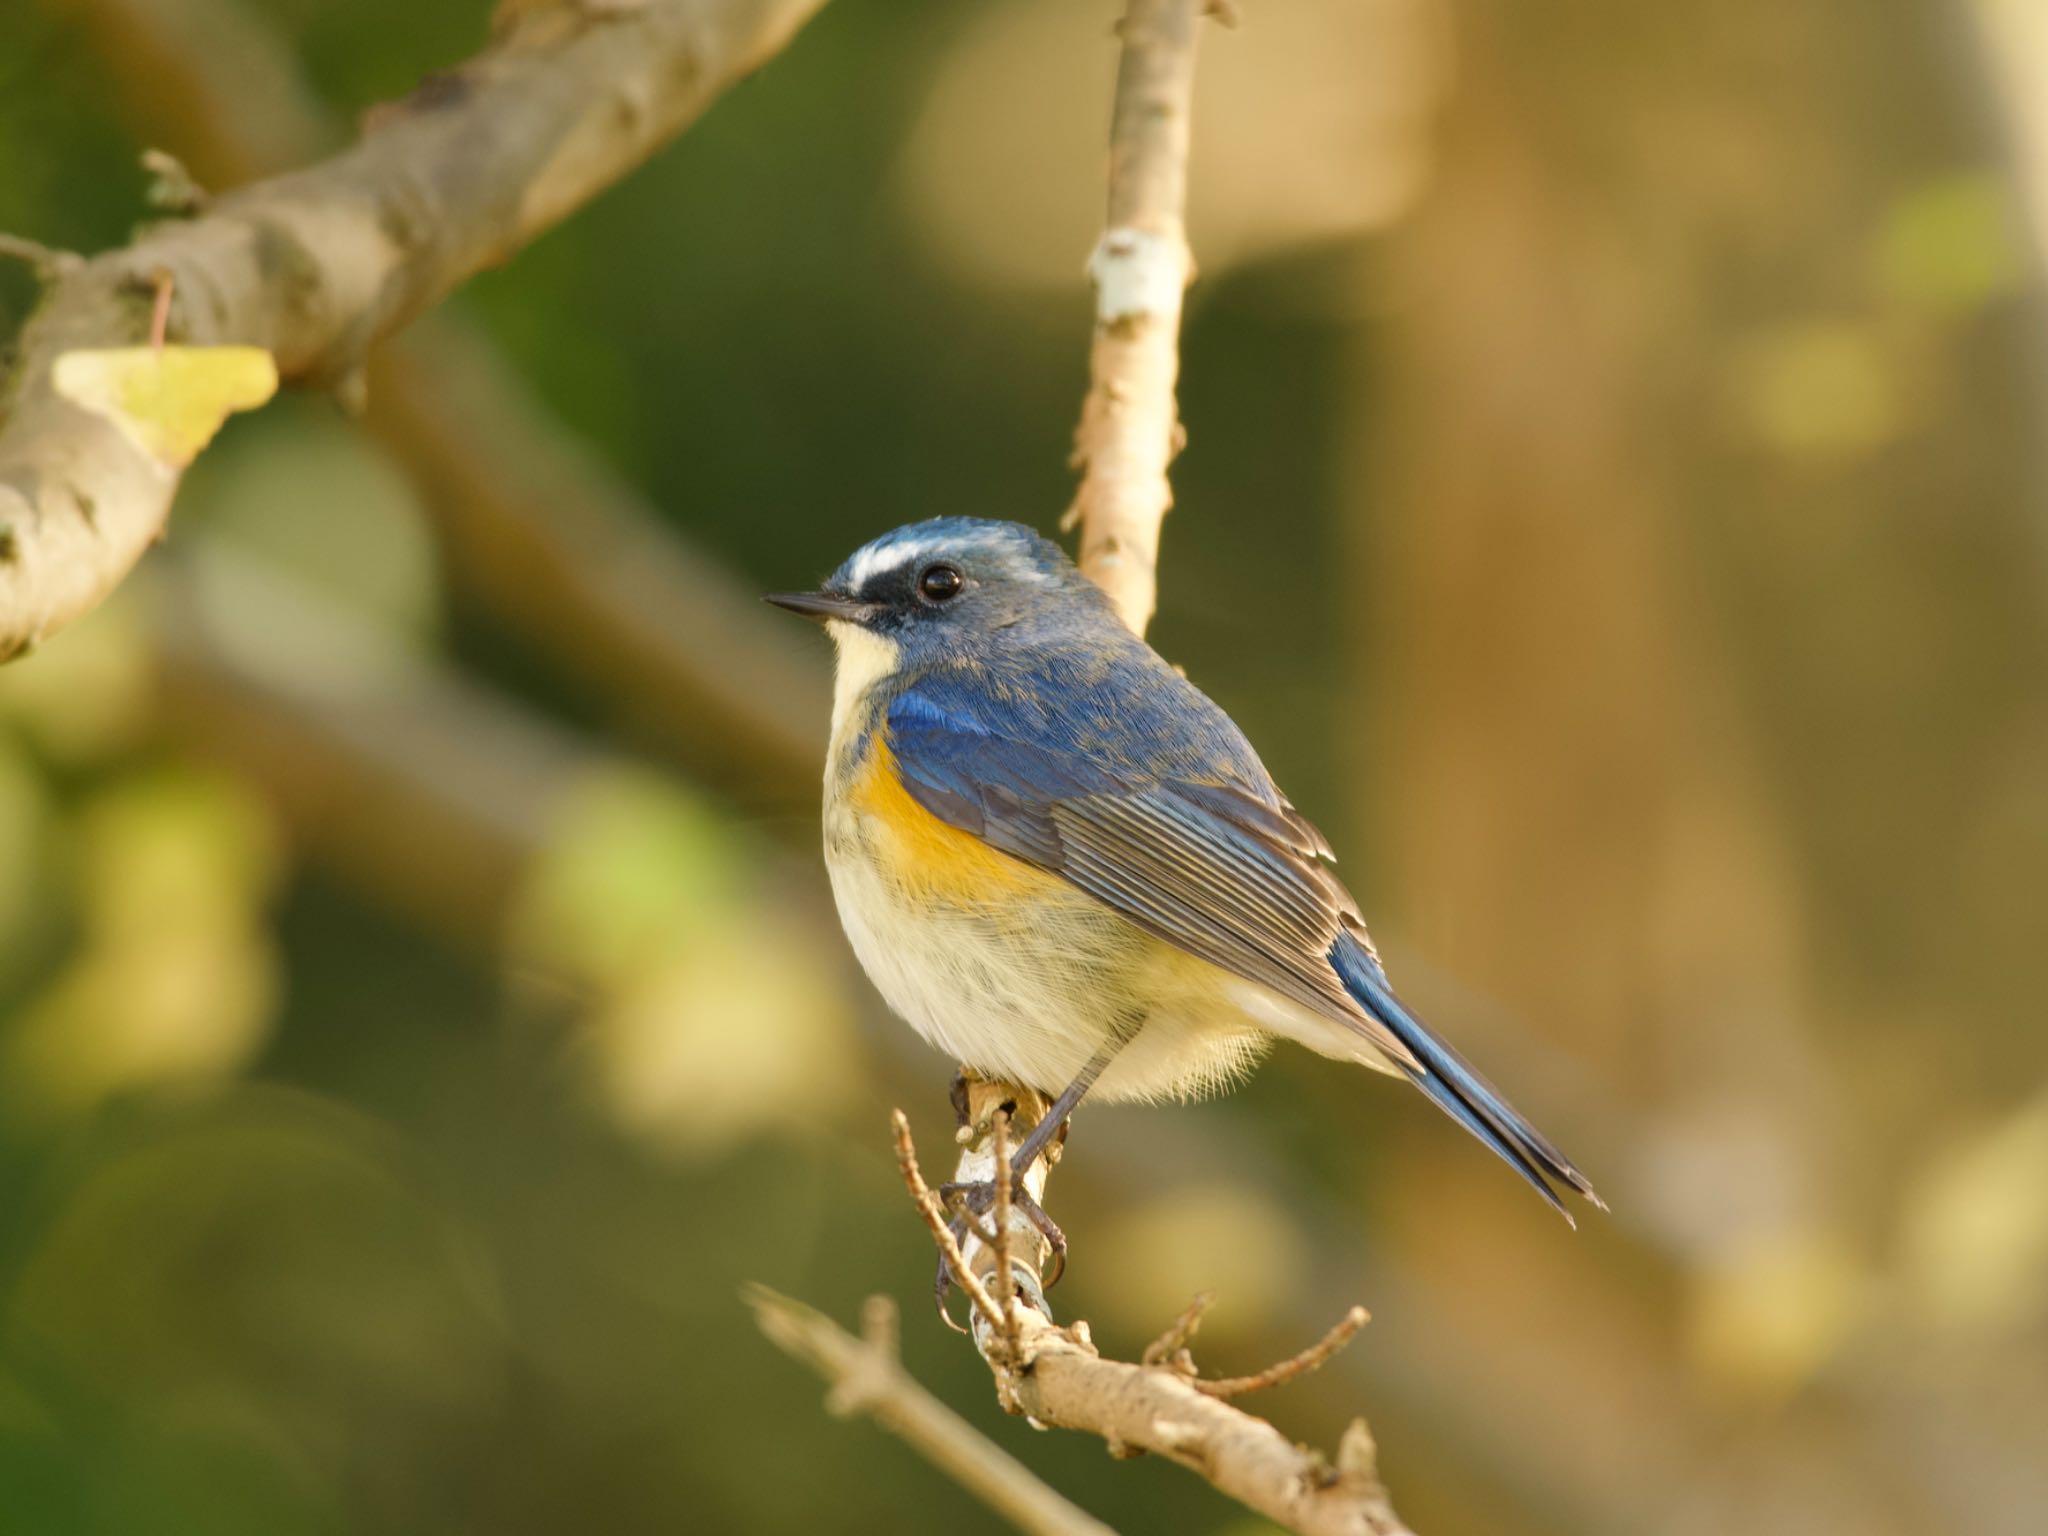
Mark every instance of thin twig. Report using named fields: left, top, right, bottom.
left=1193, top=1305, right=1372, bottom=1400
left=746, top=1286, right=1117, bottom=1536
left=891, top=1109, right=1009, bottom=1340
left=1142, top=1290, right=1214, bottom=1367
left=0, top=233, right=83, bottom=277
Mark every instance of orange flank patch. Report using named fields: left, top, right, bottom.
left=852, top=734, right=1060, bottom=907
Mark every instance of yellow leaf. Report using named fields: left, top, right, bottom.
left=53, top=345, right=277, bottom=468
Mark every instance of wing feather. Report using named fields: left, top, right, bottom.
left=885, top=693, right=1419, bottom=1072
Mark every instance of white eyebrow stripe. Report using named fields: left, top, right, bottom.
left=846, top=536, right=944, bottom=589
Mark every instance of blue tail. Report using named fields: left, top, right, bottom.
left=1331, top=933, right=1603, bottom=1223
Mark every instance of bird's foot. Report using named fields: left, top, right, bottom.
left=931, top=1174, right=1068, bottom=1318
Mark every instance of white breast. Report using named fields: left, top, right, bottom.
left=824, top=620, right=901, bottom=752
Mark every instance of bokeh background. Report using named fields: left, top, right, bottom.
left=5, top=1, right=2048, bottom=1532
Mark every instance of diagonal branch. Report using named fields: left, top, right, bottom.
left=52, top=0, right=827, bottom=799
left=747, top=1287, right=1116, bottom=1536
left=0, top=0, right=829, bottom=661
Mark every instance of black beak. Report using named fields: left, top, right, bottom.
left=763, top=590, right=876, bottom=624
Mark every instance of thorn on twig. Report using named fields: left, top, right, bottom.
left=861, top=1293, right=900, bottom=1360
left=820, top=1292, right=903, bottom=1419
left=1142, top=1291, right=1214, bottom=1370
left=1335, top=1416, right=1380, bottom=1488
left=141, top=149, right=209, bottom=216
left=1192, top=1305, right=1370, bottom=1400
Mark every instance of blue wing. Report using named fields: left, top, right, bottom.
left=883, top=653, right=1600, bottom=1218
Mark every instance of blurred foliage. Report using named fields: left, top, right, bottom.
left=3, top=0, right=2048, bottom=1534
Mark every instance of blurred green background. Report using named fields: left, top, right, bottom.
left=5, top=0, right=2048, bottom=1532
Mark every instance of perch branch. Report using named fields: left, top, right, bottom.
left=0, top=0, right=829, bottom=661
left=896, top=1114, right=1412, bottom=1536
left=1060, top=0, right=1205, bottom=637
left=747, top=1287, right=1116, bottom=1536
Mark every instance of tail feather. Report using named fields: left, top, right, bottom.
left=1331, top=935, right=1604, bottom=1221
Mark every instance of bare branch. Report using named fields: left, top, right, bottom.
left=0, top=0, right=829, bottom=661
left=897, top=1113, right=1412, bottom=1536
left=746, top=1286, right=1117, bottom=1536
left=1061, top=0, right=1206, bottom=637
left=52, top=0, right=827, bottom=798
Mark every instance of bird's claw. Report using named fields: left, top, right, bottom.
left=930, top=1174, right=1069, bottom=1319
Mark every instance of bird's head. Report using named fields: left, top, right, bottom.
left=766, top=518, right=1113, bottom=671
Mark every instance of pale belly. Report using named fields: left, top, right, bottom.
left=815, top=638, right=1390, bottom=1099
left=823, top=792, right=1277, bottom=1103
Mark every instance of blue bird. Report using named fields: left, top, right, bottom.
left=768, top=518, right=1602, bottom=1274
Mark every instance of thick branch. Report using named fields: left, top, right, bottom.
left=55, top=0, right=827, bottom=799
left=0, top=0, right=828, bottom=660
left=1061, top=0, right=1205, bottom=638
left=1015, top=1325, right=1411, bottom=1536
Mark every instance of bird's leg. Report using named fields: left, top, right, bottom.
left=935, top=1041, right=1122, bottom=1309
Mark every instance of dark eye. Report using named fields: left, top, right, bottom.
left=917, top=563, right=964, bottom=603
